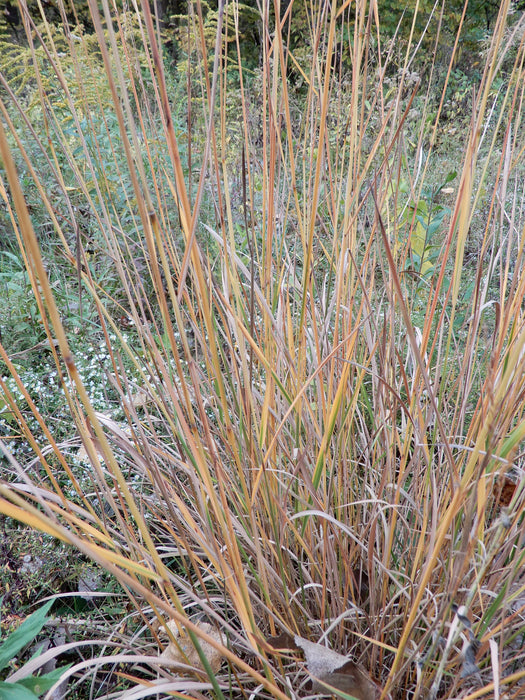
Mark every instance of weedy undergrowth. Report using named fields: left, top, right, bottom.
left=0, top=1, right=524, bottom=699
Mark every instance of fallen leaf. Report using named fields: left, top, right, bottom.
left=160, top=620, right=224, bottom=674
left=294, top=636, right=389, bottom=699
left=266, top=631, right=298, bottom=651
left=129, top=387, right=151, bottom=409
left=494, top=476, right=516, bottom=507
left=460, top=636, right=481, bottom=679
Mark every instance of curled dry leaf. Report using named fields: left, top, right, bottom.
left=294, top=636, right=390, bottom=700
left=493, top=475, right=517, bottom=507
left=129, top=386, right=151, bottom=409
left=160, top=620, right=224, bottom=674
left=266, top=633, right=391, bottom=700
left=460, top=635, right=481, bottom=679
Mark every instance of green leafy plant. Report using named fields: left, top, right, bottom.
left=0, top=251, right=44, bottom=352
left=0, top=599, right=69, bottom=699
left=403, top=171, right=457, bottom=281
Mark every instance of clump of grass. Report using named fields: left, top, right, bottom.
left=1, top=0, right=525, bottom=698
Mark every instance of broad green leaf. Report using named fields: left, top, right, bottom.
left=0, top=681, right=40, bottom=700
left=411, top=217, right=433, bottom=276
left=17, top=666, right=70, bottom=696
left=0, top=601, right=53, bottom=671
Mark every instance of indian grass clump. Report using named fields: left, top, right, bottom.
left=0, top=0, right=525, bottom=698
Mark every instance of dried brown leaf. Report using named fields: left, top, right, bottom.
left=293, top=636, right=390, bottom=700
left=160, top=620, right=224, bottom=674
